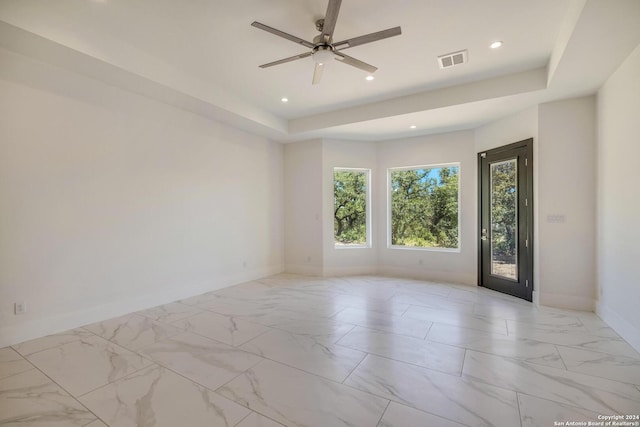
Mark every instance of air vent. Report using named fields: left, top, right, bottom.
left=437, top=50, right=468, bottom=69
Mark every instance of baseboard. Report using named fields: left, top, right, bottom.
left=538, top=292, right=594, bottom=311
left=322, top=265, right=379, bottom=277
left=377, top=265, right=476, bottom=286
left=596, top=300, right=640, bottom=354
left=284, top=264, right=323, bottom=276
left=0, top=264, right=284, bottom=349
left=220, top=264, right=285, bottom=289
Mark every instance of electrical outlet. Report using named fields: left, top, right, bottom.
left=546, top=214, right=566, bottom=223
left=14, top=301, right=26, bottom=315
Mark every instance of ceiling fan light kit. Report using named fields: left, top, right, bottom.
left=312, top=46, right=334, bottom=65
left=251, top=0, right=401, bottom=84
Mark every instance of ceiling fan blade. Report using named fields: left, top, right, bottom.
left=321, top=0, right=342, bottom=42
left=333, top=26, right=402, bottom=50
left=251, top=21, right=315, bottom=49
left=312, top=63, right=324, bottom=85
left=259, top=52, right=312, bottom=68
left=334, top=52, right=377, bottom=73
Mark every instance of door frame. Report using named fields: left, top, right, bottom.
left=477, top=138, right=534, bottom=301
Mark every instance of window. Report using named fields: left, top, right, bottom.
left=389, top=164, right=460, bottom=250
left=334, top=168, right=370, bottom=247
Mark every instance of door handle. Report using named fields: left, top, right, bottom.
left=481, top=228, right=488, bottom=241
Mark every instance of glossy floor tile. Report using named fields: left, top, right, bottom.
left=26, top=335, right=152, bottom=397
left=517, top=394, right=601, bottom=427
left=332, top=307, right=432, bottom=338
left=404, top=304, right=509, bottom=334
left=0, top=346, right=33, bottom=380
left=80, top=364, right=249, bottom=427
left=136, top=301, right=203, bottom=323
left=505, top=321, right=640, bottom=358
left=5, top=273, right=640, bottom=426
left=11, top=328, right=93, bottom=357
left=337, top=326, right=465, bottom=375
left=239, top=329, right=366, bottom=382
left=556, top=345, right=640, bottom=384
left=462, top=350, right=640, bottom=414
left=378, top=401, right=466, bottom=427
left=138, top=331, right=263, bottom=391
left=345, top=354, right=521, bottom=427
left=85, top=420, right=109, bottom=427
left=217, top=359, right=388, bottom=427
left=236, top=412, right=285, bottom=427
left=84, top=314, right=184, bottom=351
left=391, top=290, right=476, bottom=313
left=171, top=310, right=271, bottom=347
left=268, top=318, right=355, bottom=344
left=427, top=322, right=565, bottom=369
left=0, top=369, right=97, bottom=426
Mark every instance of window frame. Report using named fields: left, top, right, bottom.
left=387, top=162, right=461, bottom=252
left=333, top=167, right=372, bottom=249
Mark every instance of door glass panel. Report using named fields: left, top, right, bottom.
left=490, top=159, right=518, bottom=280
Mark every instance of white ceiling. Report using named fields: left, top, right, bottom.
left=1, top=0, right=639, bottom=142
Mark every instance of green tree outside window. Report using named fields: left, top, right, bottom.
left=390, top=165, right=459, bottom=249
left=334, top=169, right=368, bottom=246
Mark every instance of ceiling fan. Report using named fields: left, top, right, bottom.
left=251, top=0, right=402, bottom=84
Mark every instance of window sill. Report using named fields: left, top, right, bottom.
left=389, top=245, right=460, bottom=253
left=334, top=244, right=371, bottom=250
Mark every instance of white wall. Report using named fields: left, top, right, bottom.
left=284, top=99, right=597, bottom=313
left=283, top=139, right=323, bottom=275
left=474, top=107, right=539, bottom=153
left=596, top=44, right=640, bottom=351
left=0, top=48, right=284, bottom=348
left=285, top=133, right=477, bottom=284
left=377, top=131, right=477, bottom=285
left=322, top=140, right=378, bottom=276
left=538, top=97, right=596, bottom=310
left=475, top=100, right=597, bottom=311
left=475, top=107, right=540, bottom=302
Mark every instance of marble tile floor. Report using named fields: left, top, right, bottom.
left=2, top=274, right=639, bottom=427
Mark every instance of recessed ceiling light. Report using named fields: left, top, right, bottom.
left=365, top=75, right=375, bottom=81
left=490, top=41, right=503, bottom=49
left=410, top=125, right=417, bottom=129
left=281, top=97, right=289, bottom=103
